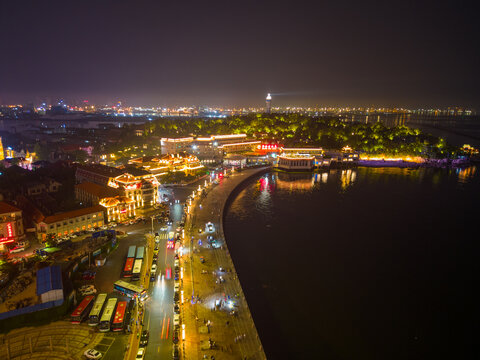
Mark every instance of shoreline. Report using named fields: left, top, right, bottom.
left=182, top=167, right=268, bottom=360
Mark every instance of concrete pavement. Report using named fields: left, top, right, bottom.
left=181, top=167, right=268, bottom=360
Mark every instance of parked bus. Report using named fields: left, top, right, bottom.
left=135, top=246, right=145, bottom=260
left=111, top=301, right=128, bottom=332
left=122, top=257, right=135, bottom=278
left=114, top=280, right=148, bottom=301
left=88, top=293, right=107, bottom=326
left=99, top=298, right=118, bottom=332
left=70, top=295, right=95, bottom=324
left=132, top=259, right=142, bottom=281
left=127, top=245, right=136, bottom=259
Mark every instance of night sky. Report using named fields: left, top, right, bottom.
left=0, top=0, right=478, bottom=107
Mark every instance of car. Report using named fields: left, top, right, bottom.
left=174, top=272, right=179, bottom=281
left=153, top=254, right=158, bottom=261
left=160, top=226, right=168, bottom=231
left=109, top=222, right=117, bottom=228
left=84, top=349, right=102, bottom=359
left=140, top=330, right=149, bottom=346
left=173, top=345, right=180, bottom=360
left=129, top=220, right=136, bottom=225
left=198, top=228, right=203, bottom=234
left=9, top=246, right=25, bottom=254
left=174, top=283, right=180, bottom=293
left=167, top=241, right=174, bottom=249
left=136, top=348, right=145, bottom=360
left=174, top=259, right=179, bottom=267
left=174, top=254, right=179, bottom=260
left=206, top=222, right=214, bottom=232
left=79, top=285, right=96, bottom=295
left=80, top=287, right=97, bottom=296
left=199, top=256, right=205, bottom=263
left=167, top=220, right=173, bottom=225
left=173, top=292, right=180, bottom=302
left=174, top=304, right=180, bottom=314
left=151, top=264, right=157, bottom=274
left=82, top=271, right=96, bottom=280
left=173, top=313, right=180, bottom=326
left=154, top=243, right=159, bottom=251
left=172, top=331, right=179, bottom=344
left=166, top=267, right=172, bottom=279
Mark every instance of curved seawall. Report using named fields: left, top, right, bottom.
left=183, top=166, right=269, bottom=360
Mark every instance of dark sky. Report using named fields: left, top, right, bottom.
left=0, top=0, right=479, bottom=108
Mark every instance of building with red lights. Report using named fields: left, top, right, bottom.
left=0, top=201, right=25, bottom=249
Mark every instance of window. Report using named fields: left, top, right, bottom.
left=50, top=225, right=54, bottom=229
left=63, top=222, right=67, bottom=226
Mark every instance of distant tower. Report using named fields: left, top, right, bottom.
left=266, top=93, right=272, bottom=114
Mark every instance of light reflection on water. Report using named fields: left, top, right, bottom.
left=225, top=166, right=478, bottom=360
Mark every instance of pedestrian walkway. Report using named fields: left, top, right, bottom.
left=181, top=167, right=268, bottom=360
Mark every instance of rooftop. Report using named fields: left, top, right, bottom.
left=75, top=181, right=121, bottom=199
left=77, top=164, right=124, bottom=178
left=0, top=201, right=21, bottom=215
left=36, top=265, right=63, bottom=295
left=40, top=205, right=105, bottom=224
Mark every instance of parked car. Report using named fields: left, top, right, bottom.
left=173, top=313, right=180, bottom=326
left=84, top=349, right=102, bottom=359
left=136, top=348, right=145, bottom=360
left=79, top=285, right=96, bottom=296
left=82, top=271, right=96, bottom=280
left=9, top=246, right=25, bottom=254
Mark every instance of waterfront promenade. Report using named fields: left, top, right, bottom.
left=182, top=167, right=268, bottom=360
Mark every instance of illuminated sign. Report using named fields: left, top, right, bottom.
left=7, top=223, right=13, bottom=237
left=258, top=144, right=279, bottom=151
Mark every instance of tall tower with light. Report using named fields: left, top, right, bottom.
left=266, top=93, right=272, bottom=114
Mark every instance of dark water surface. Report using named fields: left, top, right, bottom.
left=224, top=167, right=478, bottom=360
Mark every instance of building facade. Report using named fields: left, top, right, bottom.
left=35, top=205, right=105, bottom=241
left=0, top=202, right=25, bottom=248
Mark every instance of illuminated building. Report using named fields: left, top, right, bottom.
left=76, top=164, right=159, bottom=208
left=161, top=134, right=250, bottom=162
left=35, top=205, right=105, bottom=241
left=266, top=93, right=272, bottom=114
left=0, top=137, right=4, bottom=161
left=277, top=156, right=315, bottom=170
left=0, top=202, right=25, bottom=249
left=75, top=181, right=121, bottom=206
left=99, top=196, right=136, bottom=223
left=128, top=153, right=203, bottom=175
left=276, top=148, right=322, bottom=170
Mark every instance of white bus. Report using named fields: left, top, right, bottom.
left=99, top=298, right=118, bottom=332
left=88, top=293, right=107, bottom=326
left=132, top=259, right=143, bottom=281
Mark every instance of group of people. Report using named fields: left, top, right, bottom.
left=234, top=333, right=246, bottom=343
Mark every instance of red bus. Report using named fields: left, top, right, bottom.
left=111, top=301, right=127, bottom=332
left=71, top=295, right=95, bottom=324
left=122, top=257, right=135, bottom=278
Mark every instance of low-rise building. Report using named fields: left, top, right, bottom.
left=100, top=196, right=136, bottom=223
left=0, top=201, right=25, bottom=249
left=36, top=266, right=63, bottom=304
left=35, top=205, right=105, bottom=241
left=76, top=164, right=124, bottom=187
left=277, top=156, right=315, bottom=170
